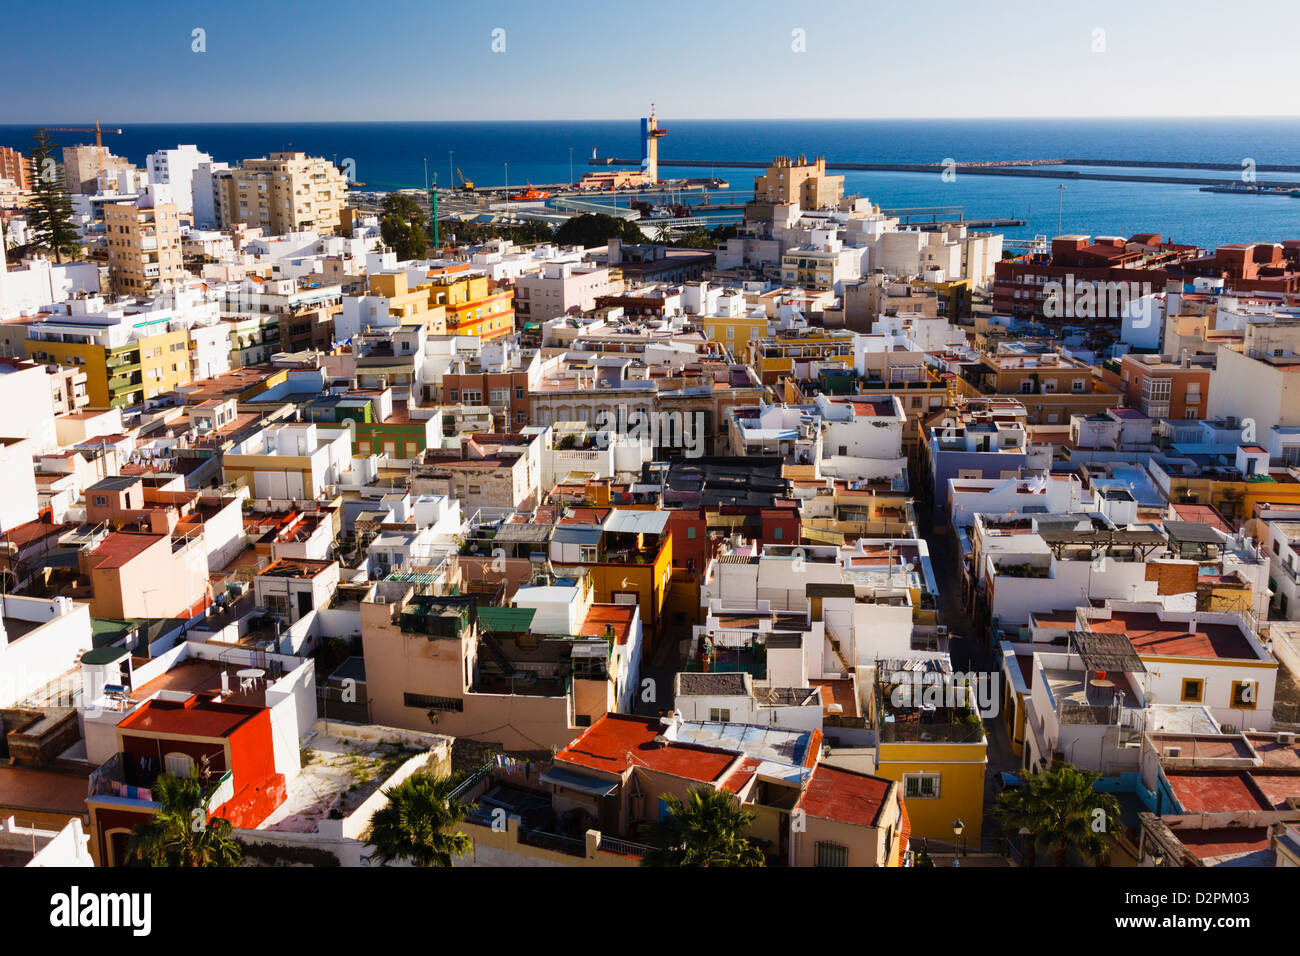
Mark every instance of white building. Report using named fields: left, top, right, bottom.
left=146, top=145, right=214, bottom=218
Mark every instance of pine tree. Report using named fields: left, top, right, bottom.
left=26, top=131, right=80, bottom=264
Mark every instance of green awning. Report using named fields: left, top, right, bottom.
left=478, top=606, right=537, bottom=634
left=81, top=644, right=131, bottom=665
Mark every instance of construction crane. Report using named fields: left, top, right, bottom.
left=455, top=167, right=475, bottom=191
left=44, top=121, right=123, bottom=148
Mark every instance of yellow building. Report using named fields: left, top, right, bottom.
left=747, top=329, right=856, bottom=385
left=25, top=324, right=190, bottom=408
left=364, top=272, right=448, bottom=333
left=425, top=273, right=514, bottom=341
left=872, top=668, right=988, bottom=845
left=699, top=312, right=768, bottom=357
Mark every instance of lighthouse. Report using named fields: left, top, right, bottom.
left=641, top=104, right=667, bottom=184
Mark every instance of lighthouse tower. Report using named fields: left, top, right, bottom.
left=641, top=104, right=667, bottom=184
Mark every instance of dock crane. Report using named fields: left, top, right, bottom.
left=43, top=120, right=123, bottom=148
left=455, top=167, right=475, bottom=191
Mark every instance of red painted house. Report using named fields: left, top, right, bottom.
left=85, top=694, right=285, bottom=866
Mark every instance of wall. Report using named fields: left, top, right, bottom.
left=0, top=596, right=92, bottom=708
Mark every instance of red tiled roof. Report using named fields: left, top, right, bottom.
left=579, top=604, right=637, bottom=646
left=1177, top=827, right=1270, bottom=861
left=554, top=714, right=737, bottom=782
left=797, top=763, right=892, bottom=828
left=89, top=531, right=163, bottom=569
left=1166, top=772, right=1271, bottom=813
left=1090, top=612, right=1257, bottom=661
left=897, top=796, right=910, bottom=867
left=720, top=756, right=763, bottom=794
left=118, top=694, right=262, bottom=740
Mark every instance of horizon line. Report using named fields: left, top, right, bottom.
left=4, top=114, right=1300, bottom=127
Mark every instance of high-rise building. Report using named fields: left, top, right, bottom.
left=0, top=146, right=29, bottom=191
left=62, top=145, right=134, bottom=196
left=103, top=198, right=186, bottom=295
left=215, top=152, right=347, bottom=235
left=145, top=144, right=213, bottom=217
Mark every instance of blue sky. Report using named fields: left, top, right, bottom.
left=4, top=0, right=1297, bottom=122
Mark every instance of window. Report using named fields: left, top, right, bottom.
left=516, top=386, right=525, bottom=400
left=449, top=389, right=459, bottom=402
left=404, top=693, right=463, bottom=712
left=815, top=842, right=848, bottom=867
left=93, top=495, right=107, bottom=506
left=516, top=411, right=526, bottom=425
left=164, top=752, right=195, bottom=777
left=903, top=773, right=940, bottom=799
left=574, top=714, right=592, bottom=727
left=709, top=708, right=731, bottom=722
left=1230, top=681, right=1258, bottom=710
left=687, top=527, right=697, bottom=539
left=1181, top=678, right=1204, bottom=703
left=773, top=526, right=784, bottom=540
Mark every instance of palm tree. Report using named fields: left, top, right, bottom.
left=641, top=787, right=766, bottom=867
left=125, top=772, right=242, bottom=867
left=993, top=764, right=1120, bottom=866
left=364, top=771, right=473, bottom=867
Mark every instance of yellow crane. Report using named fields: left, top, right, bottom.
left=456, top=167, right=475, bottom=191
left=44, top=120, right=122, bottom=148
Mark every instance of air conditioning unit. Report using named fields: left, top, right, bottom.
left=1277, top=731, right=1296, bottom=746
left=935, top=625, right=948, bottom=637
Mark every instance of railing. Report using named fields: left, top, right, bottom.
left=1059, top=701, right=1118, bottom=725
left=599, top=836, right=654, bottom=859
left=449, top=760, right=493, bottom=804
left=518, top=826, right=586, bottom=857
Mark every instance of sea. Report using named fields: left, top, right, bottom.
left=4, top=117, right=1300, bottom=250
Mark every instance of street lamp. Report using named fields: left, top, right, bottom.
left=952, top=818, right=966, bottom=859
left=569, top=146, right=574, bottom=187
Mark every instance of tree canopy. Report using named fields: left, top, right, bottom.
left=641, top=787, right=766, bottom=867
left=554, top=213, right=644, bottom=248
left=124, top=772, right=242, bottom=868
left=25, top=130, right=80, bottom=264
left=364, top=770, right=474, bottom=867
left=379, top=193, right=428, bottom=260
left=992, top=764, right=1120, bottom=866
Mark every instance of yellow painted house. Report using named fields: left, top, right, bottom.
left=872, top=667, right=988, bottom=845
left=700, top=312, right=768, bottom=358
left=425, top=273, right=514, bottom=341
left=746, top=329, right=856, bottom=385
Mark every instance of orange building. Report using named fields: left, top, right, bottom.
left=0, top=145, right=29, bottom=191
left=1100, top=352, right=1213, bottom=420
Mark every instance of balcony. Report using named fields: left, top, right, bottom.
left=89, top=751, right=234, bottom=809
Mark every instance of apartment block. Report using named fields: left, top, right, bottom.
left=103, top=199, right=186, bottom=295
left=0, top=145, right=29, bottom=191
left=216, top=152, right=347, bottom=234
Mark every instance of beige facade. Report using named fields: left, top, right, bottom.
left=752, top=155, right=843, bottom=209
left=104, top=200, right=185, bottom=295
left=62, top=145, right=132, bottom=196
left=216, top=153, right=347, bottom=235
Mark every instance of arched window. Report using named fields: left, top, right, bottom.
left=164, top=752, right=195, bottom=778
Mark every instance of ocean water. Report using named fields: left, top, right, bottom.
left=4, top=118, right=1299, bottom=249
